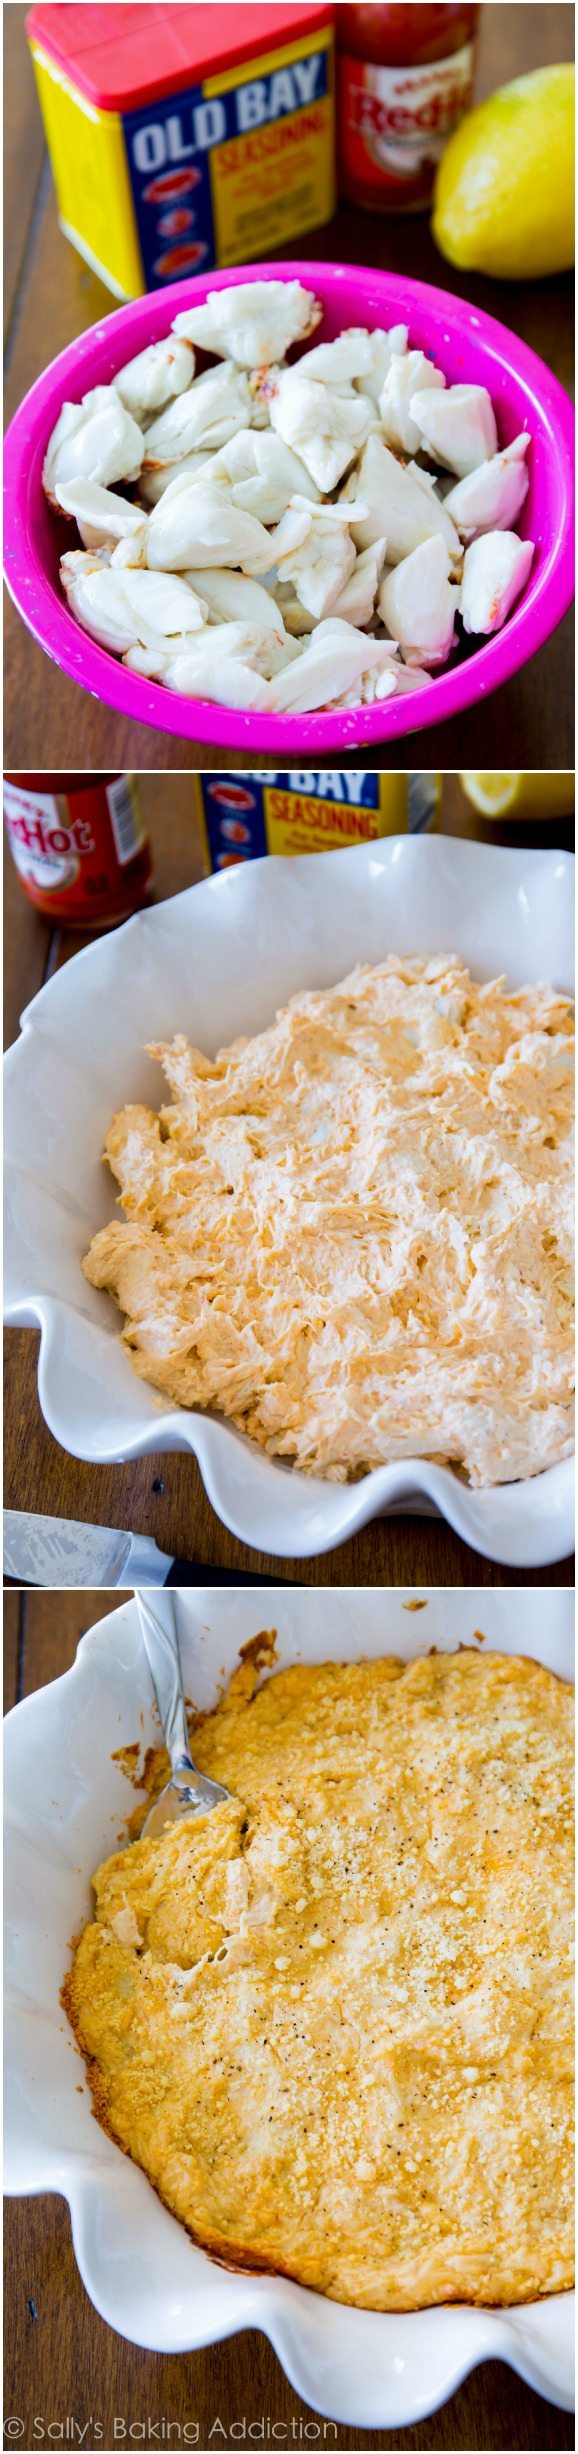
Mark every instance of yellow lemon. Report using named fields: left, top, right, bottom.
left=459, top=772, right=575, bottom=821
left=432, top=66, right=575, bottom=279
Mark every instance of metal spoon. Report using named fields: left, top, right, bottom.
left=135, top=1589, right=230, bottom=1839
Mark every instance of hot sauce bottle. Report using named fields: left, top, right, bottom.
left=337, top=4, right=480, bottom=213
left=3, top=772, right=154, bottom=928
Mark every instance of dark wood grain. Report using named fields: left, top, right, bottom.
left=4, top=776, right=574, bottom=1589
left=4, top=1593, right=575, bottom=2451
left=3, top=6, right=574, bottom=770
left=3, top=1586, right=22, bottom=1710
left=3, top=3, right=46, bottom=346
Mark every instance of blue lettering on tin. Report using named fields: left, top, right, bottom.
left=123, top=52, right=327, bottom=287
left=123, top=81, right=217, bottom=288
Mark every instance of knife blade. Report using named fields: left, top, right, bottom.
left=3, top=1511, right=286, bottom=1590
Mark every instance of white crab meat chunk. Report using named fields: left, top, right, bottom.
left=54, top=479, right=148, bottom=555
left=299, top=328, right=398, bottom=397
left=138, top=451, right=214, bottom=507
left=130, top=618, right=297, bottom=685
left=113, top=338, right=195, bottom=418
left=444, top=433, right=530, bottom=539
left=172, top=279, right=321, bottom=369
left=272, top=500, right=361, bottom=620
left=297, top=331, right=376, bottom=386
left=207, top=429, right=319, bottom=523
left=43, top=386, right=144, bottom=505
left=353, top=325, right=409, bottom=403
left=60, top=555, right=207, bottom=656
left=337, top=666, right=399, bottom=707
left=146, top=480, right=276, bottom=576
left=379, top=536, right=458, bottom=668
left=390, top=663, right=432, bottom=694
left=410, top=383, right=498, bottom=477
left=331, top=538, right=387, bottom=627
left=268, top=618, right=398, bottom=713
left=347, top=435, right=461, bottom=565
left=459, top=530, right=534, bottom=634
left=161, top=636, right=272, bottom=709
left=379, top=350, right=445, bottom=456
left=182, top=567, right=284, bottom=633
left=296, top=331, right=407, bottom=408
left=272, top=584, right=316, bottom=637
left=110, top=532, right=148, bottom=570
left=142, top=365, right=255, bottom=467
left=270, top=364, right=374, bottom=491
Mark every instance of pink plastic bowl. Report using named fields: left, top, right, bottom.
left=4, top=258, right=575, bottom=751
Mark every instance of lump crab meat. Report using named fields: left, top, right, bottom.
left=206, top=429, right=319, bottom=523
left=43, top=386, right=144, bottom=504
left=113, top=338, right=195, bottom=417
left=161, top=644, right=272, bottom=708
left=331, top=538, right=388, bottom=627
left=54, top=479, right=148, bottom=554
left=379, top=350, right=445, bottom=456
left=268, top=619, right=398, bottom=713
left=46, top=278, right=536, bottom=715
left=181, top=568, right=288, bottom=639
left=142, top=366, right=257, bottom=467
left=445, top=434, right=530, bottom=539
left=146, top=480, right=278, bottom=576
left=410, top=383, right=498, bottom=477
left=347, top=435, right=461, bottom=564
left=460, top=531, right=535, bottom=633
left=128, top=617, right=299, bottom=686
left=272, top=499, right=362, bottom=620
left=269, top=365, right=374, bottom=491
left=138, top=451, right=214, bottom=506
left=346, top=324, right=409, bottom=402
left=60, top=554, right=208, bottom=656
left=172, top=279, right=321, bottom=369
left=379, top=536, right=458, bottom=668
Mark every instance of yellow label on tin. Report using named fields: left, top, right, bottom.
left=29, top=42, right=144, bottom=298
left=207, top=31, right=334, bottom=266
left=263, top=782, right=410, bottom=856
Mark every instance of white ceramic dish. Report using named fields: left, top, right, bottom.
left=4, top=1586, right=574, bottom=2425
left=4, top=835, right=574, bottom=1566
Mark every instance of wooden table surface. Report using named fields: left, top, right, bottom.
left=4, top=1588, right=575, bottom=2453
left=4, top=773, right=574, bottom=1590
left=3, top=3, right=575, bottom=772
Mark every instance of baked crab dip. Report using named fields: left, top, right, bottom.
left=83, top=953, right=575, bottom=1487
left=64, top=1644, right=574, bottom=2312
left=43, top=277, right=536, bottom=715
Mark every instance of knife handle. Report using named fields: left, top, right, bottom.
left=165, top=1560, right=291, bottom=1588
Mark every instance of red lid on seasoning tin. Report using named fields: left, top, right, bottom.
left=26, top=4, right=333, bottom=111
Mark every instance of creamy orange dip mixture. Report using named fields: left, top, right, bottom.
left=65, top=1648, right=574, bottom=2310
left=83, top=955, right=574, bottom=1485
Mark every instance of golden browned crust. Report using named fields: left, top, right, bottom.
left=65, top=1649, right=574, bottom=2310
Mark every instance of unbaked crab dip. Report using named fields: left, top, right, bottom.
left=83, top=953, right=574, bottom=1487
left=64, top=1644, right=574, bottom=2311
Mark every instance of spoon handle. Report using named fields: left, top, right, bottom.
left=134, top=1589, right=194, bottom=1778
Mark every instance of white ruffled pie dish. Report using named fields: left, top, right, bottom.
left=3, top=835, right=574, bottom=1567
left=4, top=1586, right=574, bottom=2422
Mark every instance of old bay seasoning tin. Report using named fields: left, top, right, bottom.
left=195, top=773, right=440, bottom=869
left=26, top=3, right=335, bottom=297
